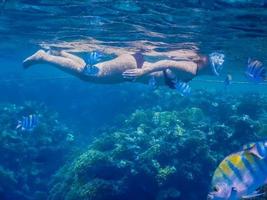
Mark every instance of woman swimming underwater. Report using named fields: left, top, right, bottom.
left=23, top=49, right=225, bottom=91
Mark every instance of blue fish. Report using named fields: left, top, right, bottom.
left=83, top=51, right=103, bottom=76
left=174, top=81, right=191, bottom=96
left=245, top=58, right=266, bottom=83
left=16, top=114, right=39, bottom=131
left=208, top=140, right=267, bottom=200
left=86, top=51, right=103, bottom=66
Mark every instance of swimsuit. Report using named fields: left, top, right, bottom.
left=132, top=52, right=145, bottom=69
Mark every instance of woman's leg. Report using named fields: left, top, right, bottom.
left=23, top=50, right=86, bottom=76
left=58, top=51, right=85, bottom=66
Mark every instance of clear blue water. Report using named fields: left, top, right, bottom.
left=1, top=1, right=267, bottom=200
left=1, top=0, right=267, bottom=117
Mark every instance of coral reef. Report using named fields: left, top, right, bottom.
left=48, top=90, right=267, bottom=200
left=1, top=90, right=267, bottom=200
left=0, top=102, right=76, bottom=200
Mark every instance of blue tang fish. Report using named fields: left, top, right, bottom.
left=208, top=141, right=267, bottom=200
left=16, top=114, right=39, bottom=131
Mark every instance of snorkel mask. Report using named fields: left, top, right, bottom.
left=209, top=52, right=225, bottom=76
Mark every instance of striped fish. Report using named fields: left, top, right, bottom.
left=16, top=114, right=39, bottom=131
left=175, top=81, right=191, bottom=97
left=83, top=51, right=103, bottom=76
left=245, top=59, right=266, bottom=83
left=242, top=141, right=267, bottom=159
left=208, top=141, right=267, bottom=200
left=86, top=51, right=103, bottom=67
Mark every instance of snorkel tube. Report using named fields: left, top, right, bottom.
left=209, top=52, right=225, bottom=76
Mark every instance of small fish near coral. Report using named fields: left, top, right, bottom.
left=208, top=140, right=267, bottom=200
left=16, top=114, right=39, bottom=131
left=174, top=80, right=191, bottom=96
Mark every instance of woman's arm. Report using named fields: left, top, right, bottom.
left=123, top=60, right=198, bottom=80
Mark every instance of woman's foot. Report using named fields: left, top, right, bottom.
left=23, top=50, right=46, bottom=68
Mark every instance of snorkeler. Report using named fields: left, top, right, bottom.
left=23, top=49, right=225, bottom=91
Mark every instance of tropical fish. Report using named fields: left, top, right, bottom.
left=86, top=51, right=103, bottom=67
left=242, top=141, right=267, bottom=159
left=161, top=69, right=191, bottom=95
left=174, top=81, right=191, bottom=96
left=245, top=58, right=266, bottom=83
left=16, top=114, right=39, bottom=131
left=208, top=140, right=267, bottom=200
left=83, top=51, right=103, bottom=76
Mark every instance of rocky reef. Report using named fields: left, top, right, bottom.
left=0, top=89, right=266, bottom=200
left=48, top=90, right=267, bottom=200
left=0, top=102, right=76, bottom=200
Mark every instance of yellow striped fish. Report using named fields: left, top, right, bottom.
left=207, top=141, right=267, bottom=200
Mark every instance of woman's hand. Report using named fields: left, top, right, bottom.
left=122, top=68, right=145, bottom=80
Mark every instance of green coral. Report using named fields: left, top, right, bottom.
left=125, top=109, right=153, bottom=127
left=75, top=150, right=110, bottom=169
left=179, top=107, right=205, bottom=126
left=48, top=90, right=267, bottom=200
left=82, top=179, right=119, bottom=200
left=0, top=102, right=76, bottom=199
left=74, top=150, right=113, bottom=183
left=48, top=108, right=208, bottom=200
left=156, top=166, right=176, bottom=186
